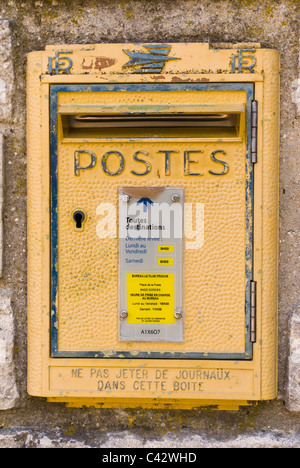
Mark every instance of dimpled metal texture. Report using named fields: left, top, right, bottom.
left=26, top=44, right=280, bottom=405
left=56, top=89, right=248, bottom=355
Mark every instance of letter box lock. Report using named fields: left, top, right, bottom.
left=72, top=210, right=86, bottom=229
left=27, top=43, right=280, bottom=410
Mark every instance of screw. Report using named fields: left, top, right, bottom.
left=174, top=309, right=183, bottom=319
left=120, top=310, right=128, bottom=319
left=122, top=194, right=131, bottom=203
left=172, top=194, right=180, bottom=203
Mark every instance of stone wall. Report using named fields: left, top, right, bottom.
left=0, top=0, right=299, bottom=448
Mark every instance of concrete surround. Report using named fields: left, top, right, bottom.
left=0, top=0, right=299, bottom=448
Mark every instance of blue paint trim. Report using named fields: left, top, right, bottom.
left=50, top=86, right=59, bottom=355
left=48, top=51, right=73, bottom=75
left=50, top=83, right=254, bottom=360
left=231, top=50, right=256, bottom=74
left=123, top=44, right=178, bottom=73
left=51, top=350, right=251, bottom=360
left=244, top=83, right=254, bottom=359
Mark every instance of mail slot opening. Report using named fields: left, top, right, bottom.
left=60, top=111, right=242, bottom=139
left=70, top=113, right=237, bottom=126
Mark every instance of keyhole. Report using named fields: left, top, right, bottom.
left=73, top=210, right=85, bottom=229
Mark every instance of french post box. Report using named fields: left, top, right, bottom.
left=27, top=43, right=280, bottom=409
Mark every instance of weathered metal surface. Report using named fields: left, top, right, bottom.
left=27, top=43, right=280, bottom=409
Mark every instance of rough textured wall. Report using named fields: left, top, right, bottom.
left=0, top=0, right=299, bottom=448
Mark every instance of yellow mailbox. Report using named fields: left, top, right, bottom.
left=27, top=43, right=280, bottom=409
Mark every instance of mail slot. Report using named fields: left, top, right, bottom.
left=27, top=43, right=280, bottom=409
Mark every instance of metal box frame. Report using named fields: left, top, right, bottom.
left=27, top=43, right=280, bottom=409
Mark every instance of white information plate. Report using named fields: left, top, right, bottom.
left=119, top=187, right=184, bottom=342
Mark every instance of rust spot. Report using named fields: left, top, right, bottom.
left=95, top=57, right=117, bottom=70
left=82, top=56, right=117, bottom=71
left=82, top=57, right=93, bottom=70
left=171, top=76, right=191, bottom=82
left=150, top=75, right=166, bottom=81
left=171, top=76, right=210, bottom=83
